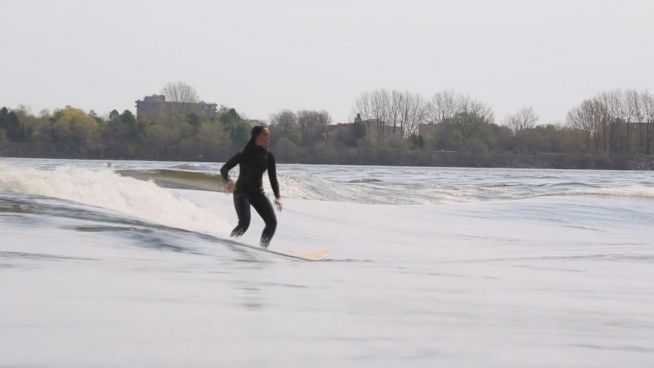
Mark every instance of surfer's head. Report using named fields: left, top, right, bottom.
left=249, top=125, right=270, bottom=148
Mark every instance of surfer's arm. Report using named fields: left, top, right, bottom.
left=267, top=153, right=280, bottom=199
left=220, top=153, right=241, bottom=182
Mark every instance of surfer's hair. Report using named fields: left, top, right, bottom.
left=243, top=125, right=267, bottom=151
left=250, top=126, right=266, bottom=141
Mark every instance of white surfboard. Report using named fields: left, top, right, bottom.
left=218, top=237, right=329, bottom=261
left=287, top=250, right=330, bottom=261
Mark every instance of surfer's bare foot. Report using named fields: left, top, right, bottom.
left=230, top=228, right=245, bottom=238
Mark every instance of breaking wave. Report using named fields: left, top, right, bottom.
left=0, top=164, right=230, bottom=235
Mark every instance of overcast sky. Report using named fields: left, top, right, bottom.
left=1, top=0, right=653, bottom=124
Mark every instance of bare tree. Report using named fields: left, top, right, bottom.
left=641, top=90, right=654, bottom=154
left=427, top=90, right=494, bottom=124
left=567, top=98, right=610, bottom=152
left=398, top=91, right=428, bottom=136
left=624, top=89, right=645, bottom=151
left=353, top=92, right=373, bottom=120
left=297, top=110, right=332, bottom=144
left=388, top=90, right=404, bottom=134
left=567, top=101, right=593, bottom=148
left=162, top=81, right=199, bottom=103
left=353, top=89, right=391, bottom=138
left=270, top=110, right=297, bottom=133
left=596, top=90, right=626, bottom=152
left=598, top=90, right=625, bottom=120
left=460, top=98, right=495, bottom=123
left=297, top=110, right=332, bottom=132
left=505, top=107, right=539, bottom=133
left=354, top=89, right=431, bottom=138
left=370, top=90, right=391, bottom=136
left=565, top=89, right=654, bottom=154
left=427, top=90, right=459, bottom=124
left=625, top=89, right=643, bottom=122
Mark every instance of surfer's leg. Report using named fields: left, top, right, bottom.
left=231, top=192, right=251, bottom=237
left=250, top=192, right=277, bottom=248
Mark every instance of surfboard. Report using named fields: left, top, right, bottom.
left=217, top=237, right=329, bottom=261
left=287, top=249, right=330, bottom=261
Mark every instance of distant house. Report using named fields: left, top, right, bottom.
left=418, top=123, right=439, bottom=140
left=326, top=119, right=405, bottom=144
left=329, top=119, right=402, bottom=136
left=135, top=95, right=218, bottom=120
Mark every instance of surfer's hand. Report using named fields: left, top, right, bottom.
left=274, top=198, right=283, bottom=212
left=224, top=180, right=236, bottom=193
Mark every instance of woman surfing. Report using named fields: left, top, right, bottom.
left=220, top=126, right=282, bottom=248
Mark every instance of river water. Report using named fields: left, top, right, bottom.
left=1, top=158, right=653, bottom=367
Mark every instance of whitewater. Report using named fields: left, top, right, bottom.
left=1, top=157, right=653, bottom=367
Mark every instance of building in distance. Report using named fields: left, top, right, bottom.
left=135, top=95, right=218, bottom=120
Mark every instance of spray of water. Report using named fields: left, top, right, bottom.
left=0, top=164, right=230, bottom=235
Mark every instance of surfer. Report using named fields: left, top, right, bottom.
left=220, top=126, right=282, bottom=248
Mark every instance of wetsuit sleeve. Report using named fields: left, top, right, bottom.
left=267, top=153, right=280, bottom=199
left=220, top=153, right=241, bottom=182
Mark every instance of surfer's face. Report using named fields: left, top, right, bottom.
left=255, top=128, right=270, bottom=147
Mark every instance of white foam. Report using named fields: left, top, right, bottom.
left=273, top=174, right=515, bottom=204
left=274, top=173, right=654, bottom=204
left=581, top=185, right=654, bottom=198
left=0, top=164, right=230, bottom=235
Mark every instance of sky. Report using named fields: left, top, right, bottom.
left=1, top=0, right=653, bottom=124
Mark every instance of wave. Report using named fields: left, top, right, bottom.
left=113, top=168, right=654, bottom=204
left=346, top=178, right=383, bottom=184
left=544, top=186, right=654, bottom=200
left=168, top=163, right=215, bottom=171
left=545, top=181, right=599, bottom=188
left=0, top=191, right=246, bottom=258
left=276, top=176, right=654, bottom=204
left=117, top=169, right=223, bottom=191
left=2, top=163, right=652, bottom=212
left=0, top=164, right=230, bottom=235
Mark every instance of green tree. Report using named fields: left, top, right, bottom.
left=0, top=129, right=7, bottom=150
left=275, top=137, right=299, bottom=162
left=101, top=110, right=140, bottom=158
left=216, top=107, right=250, bottom=149
left=218, top=107, right=242, bottom=126
left=109, top=109, right=121, bottom=121
left=229, top=121, right=250, bottom=149
left=141, top=115, right=194, bottom=159
left=0, top=108, right=29, bottom=142
left=120, top=110, right=136, bottom=127
left=187, top=113, right=200, bottom=130
left=89, top=110, right=104, bottom=124
left=47, top=107, right=100, bottom=155
left=352, top=121, right=367, bottom=144
left=194, top=120, right=230, bottom=160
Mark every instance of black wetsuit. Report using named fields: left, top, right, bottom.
left=220, top=144, right=280, bottom=247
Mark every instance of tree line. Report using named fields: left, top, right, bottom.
left=1, top=83, right=653, bottom=169
left=0, top=104, right=253, bottom=161
left=567, top=90, right=654, bottom=155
